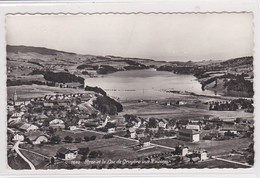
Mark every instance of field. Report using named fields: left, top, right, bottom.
left=152, top=137, right=253, bottom=156
left=177, top=159, right=249, bottom=168
left=26, top=130, right=173, bottom=164
left=7, top=85, right=93, bottom=100
left=8, top=154, right=31, bottom=170
left=219, top=154, right=248, bottom=164
left=19, top=149, right=49, bottom=169
left=120, top=95, right=254, bottom=121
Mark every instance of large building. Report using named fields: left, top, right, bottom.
left=177, top=129, right=200, bottom=142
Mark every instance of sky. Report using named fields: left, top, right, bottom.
left=6, top=13, right=253, bottom=61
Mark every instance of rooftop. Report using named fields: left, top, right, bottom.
left=179, top=129, right=199, bottom=135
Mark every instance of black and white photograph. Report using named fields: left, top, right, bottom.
left=6, top=13, right=254, bottom=170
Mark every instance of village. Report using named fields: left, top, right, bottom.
left=7, top=88, right=254, bottom=169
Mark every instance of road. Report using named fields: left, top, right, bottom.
left=12, top=141, right=36, bottom=170
left=214, top=157, right=251, bottom=167
left=19, top=148, right=50, bottom=159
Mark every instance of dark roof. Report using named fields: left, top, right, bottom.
left=28, top=134, right=48, bottom=141
left=25, top=131, right=49, bottom=141
left=139, top=137, right=150, bottom=143
left=179, top=129, right=199, bottom=135
left=57, top=147, right=71, bottom=154
left=57, top=145, right=78, bottom=154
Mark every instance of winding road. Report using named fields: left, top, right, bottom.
left=12, top=141, right=36, bottom=170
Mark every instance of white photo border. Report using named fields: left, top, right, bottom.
left=0, top=0, right=259, bottom=177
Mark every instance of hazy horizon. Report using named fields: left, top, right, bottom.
left=6, top=13, right=253, bottom=62
left=6, top=44, right=252, bottom=62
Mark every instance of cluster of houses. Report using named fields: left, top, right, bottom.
left=7, top=90, right=126, bottom=148
left=7, top=64, right=41, bottom=74
left=207, top=99, right=254, bottom=112
left=7, top=91, right=97, bottom=143
left=121, top=114, right=253, bottom=147
left=7, top=90, right=253, bottom=166
left=53, top=144, right=208, bottom=164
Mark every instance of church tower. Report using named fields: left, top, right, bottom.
left=13, top=90, right=17, bottom=105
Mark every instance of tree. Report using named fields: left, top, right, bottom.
left=235, top=118, right=242, bottom=124
left=48, top=127, right=55, bottom=134
left=50, top=135, right=61, bottom=144
left=42, top=120, right=49, bottom=127
left=174, top=146, right=182, bottom=155
left=75, top=137, right=82, bottom=143
left=64, top=136, right=74, bottom=143
left=88, top=150, right=102, bottom=158
left=105, top=122, right=116, bottom=128
left=24, top=137, right=32, bottom=144
left=78, top=147, right=90, bottom=156
left=88, top=151, right=99, bottom=158
left=84, top=136, right=90, bottom=142
left=103, top=134, right=113, bottom=139
left=148, top=118, right=158, bottom=128
left=90, top=135, right=96, bottom=141
left=50, top=157, right=55, bottom=164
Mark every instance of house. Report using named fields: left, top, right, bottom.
left=20, top=106, right=28, bottom=112
left=12, top=133, right=24, bottom=141
left=14, top=100, right=26, bottom=106
left=136, top=133, right=145, bottom=139
left=158, top=119, right=167, bottom=129
left=8, top=115, right=22, bottom=123
left=26, top=131, right=49, bottom=144
left=49, top=119, right=65, bottom=129
left=191, top=157, right=200, bottom=163
left=219, top=127, right=238, bottom=135
left=35, top=114, right=49, bottom=121
left=186, top=124, right=201, bottom=131
left=200, top=150, right=208, bottom=161
left=7, top=105, right=15, bottom=112
left=99, top=115, right=109, bottom=127
left=177, top=129, right=200, bottom=142
left=81, top=94, right=92, bottom=101
left=69, top=126, right=77, bottom=131
left=19, top=123, right=39, bottom=132
left=139, top=137, right=150, bottom=147
left=133, top=117, right=142, bottom=128
left=43, top=102, right=54, bottom=107
left=129, top=128, right=136, bottom=139
left=149, top=127, right=159, bottom=132
left=114, top=116, right=126, bottom=126
left=57, top=95, right=64, bottom=100
left=49, top=119, right=64, bottom=125
left=11, top=112, right=24, bottom=118
left=78, top=114, right=90, bottom=120
left=182, top=147, right=189, bottom=156
left=50, top=96, right=56, bottom=100
left=44, top=95, right=52, bottom=100
left=24, top=100, right=31, bottom=105
left=56, top=146, right=78, bottom=160
left=107, top=127, right=116, bottom=134
left=178, top=101, right=186, bottom=105
left=58, top=102, right=68, bottom=107
left=84, top=121, right=99, bottom=128
left=78, top=119, right=86, bottom=126
left=235, top=124, right=250, bottom=133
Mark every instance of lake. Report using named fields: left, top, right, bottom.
left=84, top=69, right=216, bottom=100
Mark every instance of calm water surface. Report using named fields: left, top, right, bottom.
left=84, top=69, right=216, bottom=100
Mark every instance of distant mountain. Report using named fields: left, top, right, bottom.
left=6, top=45, right=253, bottom=69
left=7, top=45, right=76, bottom=55
left=219, top=56, right=253, bottom=67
